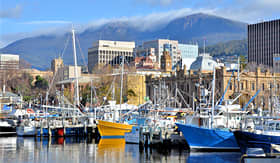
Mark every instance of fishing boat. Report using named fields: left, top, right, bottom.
left=124, top=126, right=140, bottom=143
left=176, top=62, right=263, bottom=151
left=97, top=120, right=133, bottom=138
left=176, top=123, right=239, bottom=150
left=234, top=119, right=280, bottom=154
left=16, top=125, right=36, bottom=136
left=0, top=120, right=16, bottom=136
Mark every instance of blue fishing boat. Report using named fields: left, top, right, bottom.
left=176, top=123, right=239, bottom=150
left=233, top=118, right=280, bottom=154
left=176, top=67, right=245, bottom=151
left=234, top=130, right=280, bottom=154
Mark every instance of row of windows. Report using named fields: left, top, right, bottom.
left=230, top=81, right=280, bottom=91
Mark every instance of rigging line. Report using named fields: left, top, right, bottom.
left=76, top=36, right=88, bottom=70
left=61, top=34, right=70, bottom=59
left=100, top=76, right=116, bottom=106
left=46, top=34, right=70, bottom=102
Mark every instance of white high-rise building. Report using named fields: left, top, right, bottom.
left=88, top=40, right=135, bottom=73
left=0, top=54, right=19, bottom=70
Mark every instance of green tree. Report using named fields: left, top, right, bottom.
left=34, top=75, right=49, bottom=89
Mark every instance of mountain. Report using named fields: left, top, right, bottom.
left=200, top=39, right=248, bottom=57
left=0, top=13, right=247, bottom=69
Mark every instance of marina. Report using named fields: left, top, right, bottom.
left=1, top=1, right=280, bottom=162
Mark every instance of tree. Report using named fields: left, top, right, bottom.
left=34, top=75, right=49, bottom=90
left=240, top=55, right=247, bottom=69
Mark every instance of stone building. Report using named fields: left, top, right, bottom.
left=160, top=51, right=172, bottom=73
left=51, top=57, right=64, bottom=73
left=146, top=66, right=280, bottom=111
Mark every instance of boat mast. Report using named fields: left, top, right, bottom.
left=71, top=27, right=79, bottom=107
left=211, top=66, right=215, bottom=129
left=119, top=55, right=124, bottom=121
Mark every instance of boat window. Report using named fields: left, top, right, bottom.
left=269, top=123, right=275, bottom=130
left=276, top=123, right=280, bottom=130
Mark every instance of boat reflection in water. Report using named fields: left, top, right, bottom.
left=97, top=138, right=126, bottom=162
left=187, top=152, right=241, bottom=163
left=0, top=136, right=242, bottom=163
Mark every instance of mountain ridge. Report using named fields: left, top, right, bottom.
left=0, top=13, right=247, bottom=69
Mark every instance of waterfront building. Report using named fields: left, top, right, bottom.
left=51, top=57, right=64, bottom=73
left=178, top=44, right=198, bottom=70
left=88, top=40, right=135, bottom=73
left=0, top=54, right=19, bottom=70
left=248, top=19, right=280, bottom=67
left=142, top=39, right=181, bottom=70
left=146, top=66, right=280, bottom=111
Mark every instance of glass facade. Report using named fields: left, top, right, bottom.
left=178, top=44, right=198, bottom=59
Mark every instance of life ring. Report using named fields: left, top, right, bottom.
left=27, top=108, right=35, bottom=114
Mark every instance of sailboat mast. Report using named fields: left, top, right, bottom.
left=72, top=27, right=79, bottom=107
left=211, top=66, right=215, bottom=129
left=237, top=57, right=240, bottom=92
left=119, top=55, right=124, bottom=120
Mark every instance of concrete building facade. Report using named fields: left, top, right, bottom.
left=248, top=19, right=280, bottom=67
left=0, top=54, right=19, bottom=70
left=88, top=40, right=135, bottom=73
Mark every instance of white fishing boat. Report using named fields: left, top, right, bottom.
left=16, top=126, right=36, bottom=136
left=125, top=126, right=140, bottom=144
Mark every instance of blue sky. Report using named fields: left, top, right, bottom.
left=0, top=0, right=280, bottom=47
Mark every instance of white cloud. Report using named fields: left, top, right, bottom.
left=0, top=5, right=22, bottom=19
left=1, top=0, right=280, bottom=48
left=83, top=8, right=216, bottom=32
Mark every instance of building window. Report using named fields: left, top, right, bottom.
left=270, top=83, right=273, bottom=89
left=251, top=83, right=255, bottom=90
left=241, top=82, right=244, bottom=90
left=229, top=82, right=232, bottom=90
left=262, top=83, right=265, bottom=91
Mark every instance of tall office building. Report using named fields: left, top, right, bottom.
left=143, top=39, right=181, bottom=70
left=88, top=40, right=135, bottom=73
left=248, top=19, right=280, bottom=67
left=178, top=44, right=198, bottom=70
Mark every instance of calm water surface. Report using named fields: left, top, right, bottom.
left=0, top=137, right=241, bottom=163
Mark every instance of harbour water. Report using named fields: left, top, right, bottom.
left=0, top=136, right=241, bottom=163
